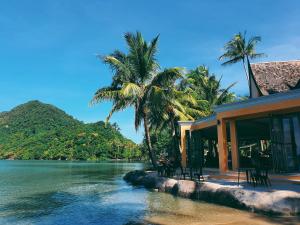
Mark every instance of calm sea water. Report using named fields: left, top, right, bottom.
left=0, top=161, right=297, bottom=225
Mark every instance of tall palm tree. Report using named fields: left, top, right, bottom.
left=219, top=31, right=265, bottom=81
left=91, top=32, right=182, bottom=168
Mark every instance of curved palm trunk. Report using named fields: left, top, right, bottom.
left=143, top=113, right=157, bottom=168
left=242, top=57, right=252, bottom=96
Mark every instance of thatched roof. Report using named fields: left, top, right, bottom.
left=250, top=60, right=300, bottom=95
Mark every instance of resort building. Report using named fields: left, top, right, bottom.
left=179, top=60, right=300, bottom=173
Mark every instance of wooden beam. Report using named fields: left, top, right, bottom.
left=217, top=119, right=228, bottom=173
left=218, top=99, right=300, bottom=120
left=229, top=120, right=239, bottom=170
left=191, top=119, right=217, bottom=131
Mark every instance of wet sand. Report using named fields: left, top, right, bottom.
left=143, top=191, right=300, bottom=225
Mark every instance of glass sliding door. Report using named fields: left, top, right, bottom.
left=271, top=113, right=300, bottom=172
left=271, top=117, right=287, bottom=172
left=282, top=118, right=296, bottom=171
left=191, top=130, right=204, bottom=169
left=185, top=130, right=191, bottom=168
left=292, top=116, right=300, bottom=171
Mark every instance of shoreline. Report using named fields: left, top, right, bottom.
left=124, top=170, right=300, bottom=216
left=0, top=159, right=144, bottom=162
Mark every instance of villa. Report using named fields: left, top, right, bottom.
left=178, top=60, right=300, bottom=175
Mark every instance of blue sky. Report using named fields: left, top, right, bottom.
left=1, top=0, right=300, bottom=143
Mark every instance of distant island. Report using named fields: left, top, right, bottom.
left=0, top=101, right=141, bottom=160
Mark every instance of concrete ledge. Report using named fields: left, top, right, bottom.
left=124, top=170, right=300, bottom=216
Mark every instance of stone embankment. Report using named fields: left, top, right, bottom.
left=124, top=170, right=300, bottom=216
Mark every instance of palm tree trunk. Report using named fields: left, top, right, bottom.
left=242, top=57, right=252, bottom=97
left=242, top=58, right=249, bottom=81
left=171, top=119, right=176, bottom=153
left=143, top=113, right=157, bottom=168
left=171, top=119, right=181, bottom=166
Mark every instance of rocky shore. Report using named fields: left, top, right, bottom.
left=124, top=170, right=300, bottom=216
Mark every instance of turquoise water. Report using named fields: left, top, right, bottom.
left=0, top=161, right=296, bottom=225
left=0, top=161, right=146, bottom=225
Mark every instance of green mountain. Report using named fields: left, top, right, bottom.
left=0, top=100, right=141, bottom=160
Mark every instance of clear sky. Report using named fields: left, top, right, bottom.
left=1, top=0, right=300, bottom=143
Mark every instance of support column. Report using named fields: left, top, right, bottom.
left=230, top=120, right=239, bottom=171
left=180, top=127, right=187, bottom=167
left=217, top=119, right=228, bottom=173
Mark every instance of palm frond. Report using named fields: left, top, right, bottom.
left=217, top=82, right=237, bottom=105
left=249, top=53, right=267, bottom=59
left=220, top=56, right=243, bottom=66
left=105, top=99, right=130, bottom=124
left=184, top=107, right=208, bottom=118
left=121, top=82, right=142, bottom=98
left=151, top=68, right=182, bottom=87
left=90, top=87, right=121, bottom=105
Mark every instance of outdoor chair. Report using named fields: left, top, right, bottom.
left=257, top=168, right=271, bottom=187
left=249, top=169, right=260, bottom=187
left=157, top=164, right=165, bottom=176
left=180, top=166, right=190, bottom=180
left=237, top=168, right=249, bottom=186
left=249, top=168, right=271, bottom=187
left=193, top=167, right=204, bottom=182
left=165, top=164, right=177, bottom=177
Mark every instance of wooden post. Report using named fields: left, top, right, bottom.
left=180, top=127, right=187, bottom=167
left=230, top=120, right=239, bottom=170
left=217, top=119, right=228, bottom=173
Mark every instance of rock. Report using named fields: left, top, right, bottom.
left=237, top=190, right=300, bottom=215
left=160, top=178, right=178, bottom=193
left=140, top=174, right=157, bottom=189
left=175, top=180, right=197, bottom=198
left=195, top=183, right=247, bottom=209
left=123, top=170, right=300, bottom=215
left=123, top=170, right=147, bottom=185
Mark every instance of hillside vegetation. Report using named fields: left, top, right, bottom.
left=0, top=101, right=141, bottom=160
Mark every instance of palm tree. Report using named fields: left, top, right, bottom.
left=148, top=66, right=235, bottom=165
left=147, top=80, right=205, bottom=164
left=91, top=32, right=182, bottom=168
left=219, top=31, right=265, bottom=81
left=179, top=66, right=237, bottom=167
left=180, top=66, right=236, bottom=116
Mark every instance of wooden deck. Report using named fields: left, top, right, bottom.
left=203, top=168, right=300, bottom=185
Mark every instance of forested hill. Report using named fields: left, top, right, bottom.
left=0, top=100, right=141, bottom=160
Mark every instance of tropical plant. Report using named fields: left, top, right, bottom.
left=91, top=32, right=183, bottom=168
left=147, top=76, right=205, bottom=163
left=180, top=66, right=236, bottom=115
left=219, top=31, right=265, bottom=81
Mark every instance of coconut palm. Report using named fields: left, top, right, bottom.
left=148, top=86, right=204, bottom=130
left=148, top=81, right=206, bottom=163
left=91, top=32, right=182, bottom=168
left=148, top=66, right=236, bottom=168
left=178, top=66, right=237, bottom=167
left=181, top=66, right=236, bottom=116
left=219, top=32, right=265, bottom=81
